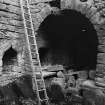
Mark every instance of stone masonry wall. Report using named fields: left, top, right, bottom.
left=30, top=0, right=105, bottom=77
left=0, top=0, right=53, bottom=76
left=0, top=0, right=28, bottom=75
left=0, top=0, right=105, bottom=77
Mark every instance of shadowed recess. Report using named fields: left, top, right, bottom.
left=2, top=47, right=17, bottom=66
left=38, top=9, right=98, bottom=70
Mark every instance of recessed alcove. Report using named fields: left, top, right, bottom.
left=37, top=9, right=98, bottom=71
left=2, top=46, right=18, bottom=72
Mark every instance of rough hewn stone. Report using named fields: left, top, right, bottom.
left=0, top=16, right=23, bottom=27
left=98, top=44, right=105, bottom=52
left=91, top=12, right=105, bottom=24
left=6, top=4, right=21, bottom=15
left=3, top=0, right=19, bottom=6
left=0, top=23, right=24, bottom=34
left=96, top=64, right=105, bottom=75
left=0, top=11, right=22, bottom=20
left=38, top=5, right=51, bottom=20
left=98, top=36, right=105, bottom=45
left=97, top=53, right=105, bottom=64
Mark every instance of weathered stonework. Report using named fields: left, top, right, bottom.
left=29, top=0, right=105, bottom=77
left=0, top=0, right=105, bottom=80
left=0, top=1, right=25, bottom=79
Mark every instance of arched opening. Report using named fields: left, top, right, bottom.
left=38, top=9, right=98, bottom=71
left=2, top=46, right=18, bottom=72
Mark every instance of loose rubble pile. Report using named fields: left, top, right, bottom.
left=44, top=65, right=105, bottom=105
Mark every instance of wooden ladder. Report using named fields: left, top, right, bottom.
left=20, top=0, right=49, bottom=105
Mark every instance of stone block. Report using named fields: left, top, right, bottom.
left=0, top=23, right=24, bottom=34
left=9, top=19, right=23, bottom=27
left=3, top=0, right=19, bottom=6
left=30, top=5, right=41, bottom=13
left=98, top=44, right=105, bottom=52
left=96, top=64, right=105, bottom=73
left=98, top=36, right=105, bottom=44
left=39, top=5, right=51, bottom=20
left=61, top=0, right=74, bottom=9
left=95, top=24, right=105, bottom=37
left=7, top=5, right=21, bottom=15
left=91, top=12, right=105, bottom=25
left=0, top=2, right=6, bottom=10
left=6, top=32, right=19, bottom=38
left=0, top=11, right=22, bottom=20
left=97, top=53, right=105, bottom=64
left=0, top=16, right=23, bottom=27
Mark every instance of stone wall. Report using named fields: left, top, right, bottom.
left=0, top=0, right=53, bottom=76
left=0, top=0, right=28, bottom=75
left=30, top=0, right=105, bottom=77
left=0, top=0, right=105, bottom=77
left=61, top=0, right=105, bottom=76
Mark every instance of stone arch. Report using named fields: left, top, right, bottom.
left=33, top=0, right=105, bottom=72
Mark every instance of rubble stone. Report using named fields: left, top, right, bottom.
left=57, top=71, right=65, bottom=78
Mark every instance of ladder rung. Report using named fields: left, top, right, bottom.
left=26, top=27, right=33, bottom=33
left=35, top=73, right=42, bottom=79
left=40, top=98, right=48, bottom=102
left=28, top=36, right=35, bottom=44
left=32, top=61, right=39, bottom=66
left=23, top=6, right=29, bottom=13
left=28, top=35, right=34, bottom=39
left=29, top=43, right=36, bottom=46
left=27, top=34, right=34, bottom=37
left=31, top=48, right=37, bottom=53
left=38, top=89, right=46, bottom=92
left=30, top=44, right=36, bottom=51
left=31, top=53, right=37, bottom=59
left=36, top=79, right=43, bottom=82
left=31, top=50, right=38, bottom=54
left=37, top=85, right=45, bottom=90
left=24, top=12, right=30, bottom=16
left=30, top=43, right=37, bottom=46
left=27, top=28, right=33, bottom=36
left=23, top=5, right=29, bottom=9
left=30, top=48, right=37, bottom=53
left=35, top=68, right=44, bottom=74
left=35, top=72, right=42, bottom=77
left=24, top=19, right=31, bottom=23
left=24, top=13, right=30, bottom=20
left=25, top=20, right=31, bottom=28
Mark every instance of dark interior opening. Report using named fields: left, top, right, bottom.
left=49, top=0, right=61, bottom=8
left=38, top=9, right=98, bottom=70
left=2, top=46, right=17, bottom=66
